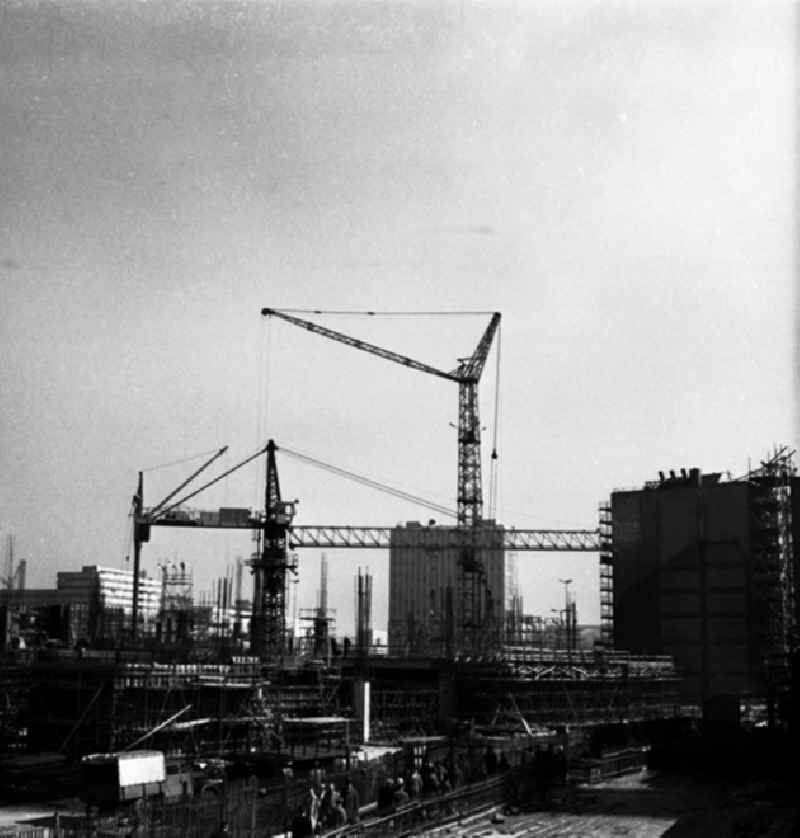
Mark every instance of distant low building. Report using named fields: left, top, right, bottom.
left=57, top=565, right=162, bottom=641
left=1, top=585, right=91, bottom=648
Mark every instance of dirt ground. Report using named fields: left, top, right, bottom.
left=417, top=770, right=798, bottom=838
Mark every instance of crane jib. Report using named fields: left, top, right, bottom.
left=262, top=307, right=462, bottom=383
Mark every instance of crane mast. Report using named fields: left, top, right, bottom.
left=251, top=439, right=296, bottom=659
left=454, top=312, right=500, bottom=528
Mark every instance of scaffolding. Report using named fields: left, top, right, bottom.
left=748, top=446, right=796, bottom=693
left=295, top=554, right=336, bottom=660
left=15, top=656, right=344, bottom=760
left=296, top=608, right=336, bottom=660
left=457, top=651, right=681, bottom=729
left=598, top=501, right=613, bottom=645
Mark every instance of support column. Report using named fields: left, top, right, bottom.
left=132, top=472, right=143, bottom=641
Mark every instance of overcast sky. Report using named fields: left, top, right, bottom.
left=1, top=0, right=795, bottom=635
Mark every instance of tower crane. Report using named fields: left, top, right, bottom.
left=132, top=440, right=599, bottom=659
left=132, top=441, right=297, bottom=655
left=261, top=308, right=500, bottom=644
left=129, top=312, right=599, bottom=659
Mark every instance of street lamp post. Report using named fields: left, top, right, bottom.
left=558, top=579, right=573, bottom=656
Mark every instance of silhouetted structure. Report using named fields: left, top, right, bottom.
left=607, top=448, right=798, bottom=712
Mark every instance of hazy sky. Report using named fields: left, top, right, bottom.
left=1, top=0, right=795, bottom=634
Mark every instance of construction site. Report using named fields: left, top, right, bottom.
left=1, top=310, right=798, bottom=836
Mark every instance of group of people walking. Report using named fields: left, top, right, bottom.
left=291, top=744, right=521, bottom=835
left=292, top=768, right=360, bottom=836
left=376, top=757, right=457, bottom=811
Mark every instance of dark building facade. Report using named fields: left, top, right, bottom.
left=607, top=451, right=797, bottom=706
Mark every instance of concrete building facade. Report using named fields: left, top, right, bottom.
left=608, top=457, right=798, bottom=706
left=387, top=521, right=505, bottom=656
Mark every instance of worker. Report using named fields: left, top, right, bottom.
left=303, top=786, right=319, bottom=832
left=409, top=767, right=423, bottom=797
left=393, top=777, right=409, bottom=807
left=310, top=760, right=325, bottom=795
left=377, top=777, right=394, bottom=810
left=424, top=765, right=439, bottom=796
left=485, top=745, right=498, bottom=775
left=453, top=756, right=465, bottom=788
left=330, top=799, right=347, bottom=828
left=344, top=778, right=360, bottom=824
left=318, top=782, right=334, bottom=827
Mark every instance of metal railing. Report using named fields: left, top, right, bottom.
left=325, top=774, right=507, bottom=837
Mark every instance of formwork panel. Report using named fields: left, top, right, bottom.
left=660, top=569, right=701, bottom=590
left=681, top=675, right=703, bottom=698
left=661, top=617, right=701, bottom=643
left=611, top=493, right=642, bottom=547
left=708, top=644, right=748, bottom=674
left=705, top=566, right=747, bottom=589
left=707, top=592, right=746, bottom=614
left=659, top=490, right=697, bottom=563
left=706, top=617, right=747, bottom=643
left=708, top=674, right=753, bottom=696
left=660, top=593, right=702, bottom=616
left=668, top=645, right=703, bottom=673
left=705, top=483, right=750, bottom=544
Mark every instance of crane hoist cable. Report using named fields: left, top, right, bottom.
left=488, top=321, right=502, bottom=520
left=121, top=511, right=134, bottom=569
left=254, top=317, right=272, bottom=506
left=278, top=444, right=458, bottom=520
left=141, top=447, right=226, bottom=473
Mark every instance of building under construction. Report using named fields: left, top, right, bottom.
left=605, top=447, right=798, bottom=711
left=4, top=303, right=795, bottom=818
left=388, top=521, right=506, bottom=656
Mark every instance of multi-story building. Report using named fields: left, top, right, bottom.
left=387, top=521, right=505, bottom=656
left=57, top=565, right=162, bottom=640
left=606, top=450, right=798, bottom=707
left=3, top=566, right=164, bottom=647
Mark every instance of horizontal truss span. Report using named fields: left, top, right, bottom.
left=143, top=515, right=599, bottom=551
left=289, top=526, right=599, bottom=552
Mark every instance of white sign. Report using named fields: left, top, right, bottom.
left=118, top=751, right=166, bottom=787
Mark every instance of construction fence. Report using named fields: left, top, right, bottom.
left=0, top=752, right=599, bottom=837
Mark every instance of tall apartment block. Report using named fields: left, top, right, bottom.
left=387, top=521, right=505, bottom=656
left=604, top=449, right=798, bottom=706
